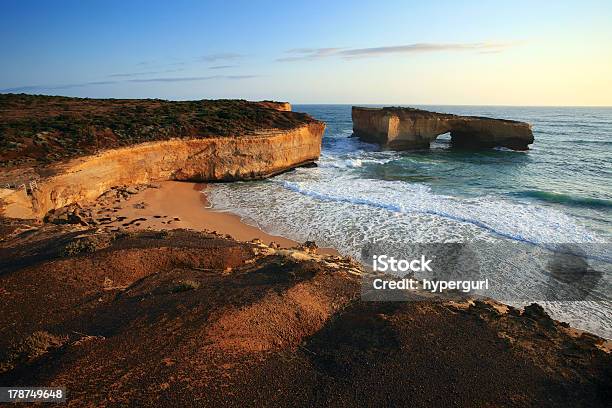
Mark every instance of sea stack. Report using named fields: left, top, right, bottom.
left=352, top=106, right=534, bottom=150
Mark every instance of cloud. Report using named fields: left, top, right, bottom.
left=343, top=42, right=515, bottom=57
left=108, top=71, right=160, bottom=78
left=209, top=65, right=238, bottom=70
left=130, top=53, right=242, bottom=71
left=1, top=75, right=257, bottom=92
left=108, top=68, right=185, bottom=78
left=277, top=47, right=346, bottom=62
left=1, top=81, right=119, bottom=92
left=225, top=75, right=258, bottom=80
left=75, top=81, right=116, bottom=87
left=478, top=50, right=505, bottom=54
left=200, top=52, right=243, bottom=62
left=127, top=76, right=219, bottom=83
left=127, top=75, right=257, bottom=83
left=277, top=42, right=517, bottom=61
left=1, top=85, right=47, bottom=92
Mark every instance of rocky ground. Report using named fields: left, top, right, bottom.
left=0, top=221, right=610, bottom=407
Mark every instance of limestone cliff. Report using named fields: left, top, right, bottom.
left=0, top=95, right=324, bottom=219
left=257, top=101, right=292, bottom=111
left=0, top=95, right=309, bottom=169
left=352, top=106, right=534, bottom=150
left=0, top=123, right=324, bottom=219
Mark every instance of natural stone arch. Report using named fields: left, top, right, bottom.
left=352, top=106, right=534, bottom=150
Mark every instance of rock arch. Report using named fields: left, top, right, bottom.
left=352, top=106, right=534, bottom=150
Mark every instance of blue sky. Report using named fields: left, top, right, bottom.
left=1, top=0, right=611, bottom=105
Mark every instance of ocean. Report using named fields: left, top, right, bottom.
left=206, top=105, right=612, bottom=338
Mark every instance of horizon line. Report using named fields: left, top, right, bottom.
left=293, top=102, right=612, bottom=108
left=1, top=92, right=610, bottom=108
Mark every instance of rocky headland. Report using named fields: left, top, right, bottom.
left=352, top=106, right=534, bottom=150
left=0, top=95, right=324, bottom=219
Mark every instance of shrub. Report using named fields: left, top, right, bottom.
left=156, top=230, right=170, bottom=239
left=61, top=237, right=98, bottom=256
left=0, top=331, right=67, bottom=374
left=170, top=280, right=200, bottom=293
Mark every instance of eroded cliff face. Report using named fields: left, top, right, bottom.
left=0, top=122, right=324, bottom=219
left=352, top=107, right=534, bottom=150
left=256, top=101, right=292, bottom=111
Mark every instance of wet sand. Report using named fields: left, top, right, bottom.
left=104, top=181, right=338, bottom=255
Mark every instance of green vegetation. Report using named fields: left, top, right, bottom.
left=0, top=331, right=67, bottom=374
left=0, top=94, right=312, bottom=168
left=155, top=230, right=170, bottom=239
left=61, top=236, right=106, bottom=256
left=169, top=280, right=201, bottom=293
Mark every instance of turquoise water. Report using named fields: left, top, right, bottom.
left=311, top=105, right=611, bottom=238
left=207, top=105, right=611, bottom=337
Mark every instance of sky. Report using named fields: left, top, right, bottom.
left=1, top=0, right=611, bottom=105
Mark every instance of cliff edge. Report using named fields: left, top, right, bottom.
left=0, top=95, right=324, bottom=219
left=352, top=106, right=534, bottom=150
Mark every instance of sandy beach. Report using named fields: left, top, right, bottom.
left=101, top=181, right=338, bottom=255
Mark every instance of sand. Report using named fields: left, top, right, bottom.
left=102, top=181, right=338, bottom=255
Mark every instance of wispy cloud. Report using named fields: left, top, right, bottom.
left=277, top=47, right=345, bottom=61
left=1, top=75, right=258, bottom=92
left=277, top=42, right=518, bottom=61
left=130, top=53, right=243, bottom=71
left=2, top=81, right=117, bottom=92
left=225, top=75, right=258, bottom=80
left=342, top=42, right=516, bottom=57
left=107, top=68, right=184, bottom=78
left=109, top=71, right=159, bottom=78
left=1, top=85, right=48, bottom=92
left=200, top=52, right=243, bottom=63
left=127, top=75, right=257, bottom=83
left=209, top=65, right=238, bottom=70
